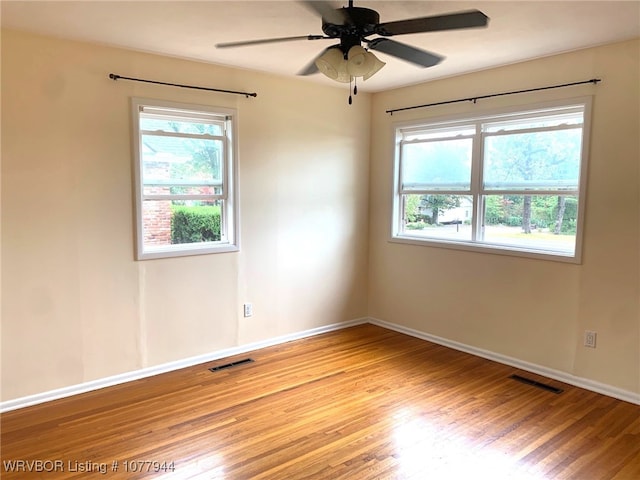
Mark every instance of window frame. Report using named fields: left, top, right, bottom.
left=131, top=98, right=239, bottom=260
left=391, top=97, right=592, bottom=263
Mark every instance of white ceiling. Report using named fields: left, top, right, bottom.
left=2, top=1, right=639, bottom=92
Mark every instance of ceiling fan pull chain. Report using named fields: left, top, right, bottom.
left=354, top=77, right=358, bottom=96
left=348, top=76, right=353, bottom=105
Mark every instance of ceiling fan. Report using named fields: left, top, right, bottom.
left=216, top=1, right=489, bottom=102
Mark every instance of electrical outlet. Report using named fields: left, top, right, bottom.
left=584, top=330, right=597, bottom=348
left=243, top=303, right=253, bottom=318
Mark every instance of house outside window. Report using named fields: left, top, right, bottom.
left=132, top=98, right=239, bottom=260
left=392, top=98, right=591, bottom=263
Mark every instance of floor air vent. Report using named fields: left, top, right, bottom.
left=510, top=374, right=563, bottom=394
left=209, top=358, right=254, bottom=372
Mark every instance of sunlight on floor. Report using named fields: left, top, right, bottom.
left=392, top=409, right=548, bottom=480
left=154, top=412, right=551, bottom=479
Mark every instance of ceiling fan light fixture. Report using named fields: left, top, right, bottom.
left=335, top=61, right=351, bottom=83
left=347, top=45, right=372, bottom=76
left=315, top=48, right=345, bottom=80
left=362, top=54, right=385, bottom=81
left=347, top=45, right=385, bottom=80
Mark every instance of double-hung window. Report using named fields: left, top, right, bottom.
left=392, top=98, right=591, bottom=262
left=132, top=98, right=238, bottom=260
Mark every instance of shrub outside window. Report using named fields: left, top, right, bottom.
left=132, top=98, right=238, bottom=260
left=392, top=98, right=591, bottom=262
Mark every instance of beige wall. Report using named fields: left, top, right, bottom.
left=2, top=29, right=639, bottom=403
left=1, top=30, right=371, bottom=401
left=368, top=39, right=640, bottom=394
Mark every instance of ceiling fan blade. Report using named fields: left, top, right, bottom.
left=299, top=0, right=347, bottom=25
left=376, top=10, right=488, bottom=36
left=367, top=38, right=443, bottom=68
left=216, top=35, right=329, bottom=49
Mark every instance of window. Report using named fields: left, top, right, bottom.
left=392, top=99, right=591, bottom=262
left=132, top=98, right=238, bottom=260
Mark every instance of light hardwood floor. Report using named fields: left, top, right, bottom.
left=2, top=324, right=639, bottom=479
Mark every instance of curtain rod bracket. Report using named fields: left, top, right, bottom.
left=109, top=73, right=257, bottom=98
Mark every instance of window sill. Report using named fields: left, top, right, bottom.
left=389, top=234, right=581, bottom=264
left=137, top=243, right=239, bottom=261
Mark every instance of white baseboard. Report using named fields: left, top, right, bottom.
left=3, top=316, right=637, bottom=412
left=0, top=318, right=369, bottom=413
left=368, top=317, right=640, bottom=405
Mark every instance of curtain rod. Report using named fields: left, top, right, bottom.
left=386, top=78, right=601, bottom=115
left=108, top=73, right=258, bottom=98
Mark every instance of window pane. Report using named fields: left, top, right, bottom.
left=482, top=195, right=577, bottom=254
left=141, top=135, right=223, bottom=184
left=140, top=117, right=223, bottom=136
left=142, top=200, right=223, bottom=248
left=134, top=99, right=237, bottom=260
left=483, top=128, right=582, bottom=190
left=401, top=194, right=472, bottom=241
left=401, top=138, right=472, bottom=191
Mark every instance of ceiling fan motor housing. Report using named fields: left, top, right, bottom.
left=322, top=7, right=380, bottom=38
